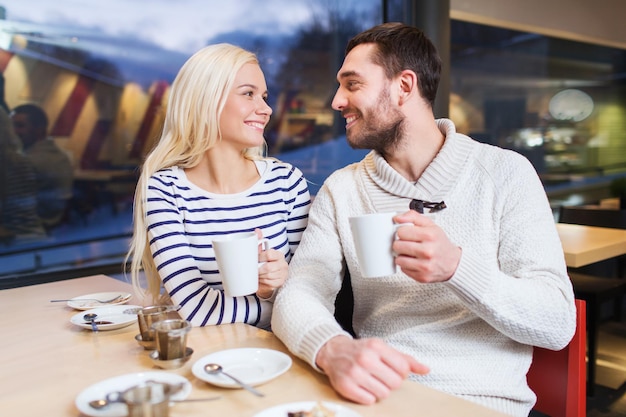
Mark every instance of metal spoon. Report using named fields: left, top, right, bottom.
left=88, top=396, right=221, bottom=409
left=50, top=294, right=125, bottom=303
left=83, top=313, right=98, bottom=332
left=203, top=363, right=264, bottom=397
left=88, top=398, right=114, bottom=409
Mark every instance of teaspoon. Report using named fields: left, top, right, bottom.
left=83, top=313, right=98, bottom=332
left=203, top=363, right=264, bottom=397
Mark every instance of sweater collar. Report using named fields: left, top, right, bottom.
left=364, top=119, right=475, bottom=201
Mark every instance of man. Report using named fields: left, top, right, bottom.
left=0, top=106, right=46, bottom=240
left=11, top=104, right=73, bottom=228
left=272, top=23, right=576, bottom=417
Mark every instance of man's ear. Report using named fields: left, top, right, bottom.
left=397, top=70, right=418, bottom=105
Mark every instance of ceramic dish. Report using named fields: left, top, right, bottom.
left=70, top=305, right=141, bottom=331
left=252, top=401, right=362, bottom=417
left=75, top=371, right=191, bottom=417
left=67, top=292, right=132, bottom=310
left=191, top=347, right=291, bottom=388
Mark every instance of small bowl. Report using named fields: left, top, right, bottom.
left=149, top=347, right=194, bottom=369
left=135, top=333, right=156, bottom=350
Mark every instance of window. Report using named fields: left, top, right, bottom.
left=0, top=1, right=377, bottom=281
left=2, top=2, right=625, bottom=282
left=449, top=20, right=626, bottom=207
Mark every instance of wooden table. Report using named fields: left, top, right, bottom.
left=0, top=275, right=510, bottom=417
left=580, top=198, right=620, bottom=210
left=557, top=223, right=626, bottom=268
left=556, top=222, right=626, bottom=397
left=599, top=197, right=620, bottom=209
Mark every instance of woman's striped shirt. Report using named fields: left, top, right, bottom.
left=146, top=160, right=310, bottom=329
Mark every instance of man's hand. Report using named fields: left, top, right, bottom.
left=315, top=336, right=429, bottom=404
left=393, top=210, right=461, bottom=283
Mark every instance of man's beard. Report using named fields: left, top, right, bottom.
left=345, top=89, right=405, bottom=155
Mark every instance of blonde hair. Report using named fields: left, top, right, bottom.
left=126, top=43, right=265, bottom=302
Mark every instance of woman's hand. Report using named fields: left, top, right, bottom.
left=254, top=229, right=288, bottom=298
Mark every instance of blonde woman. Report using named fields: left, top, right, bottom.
left=127, top=44, right=311, bottom=329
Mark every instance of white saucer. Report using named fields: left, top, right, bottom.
left=252, top=401, right=362, bottom=417
left=67, top=292, right=132, bottom=310
left=191, top=348, right=291, bottom=388
left=75, top=371, right=191, bottom=417
left=70, top=305, right=141, bottom=331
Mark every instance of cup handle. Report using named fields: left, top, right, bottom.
left=258, top=238, right=269, bottom=251
left=391, top=222, right=413, bottom=273
left=393, top=222, right=413, bottom=235
left=257, top=238, right=270, bottom=267
left=392, top=222, right=414, bottom=249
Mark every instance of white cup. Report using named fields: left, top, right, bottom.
left=212, top=232, right=269, bottom=297
left=349, top=212, right=412, bottom=278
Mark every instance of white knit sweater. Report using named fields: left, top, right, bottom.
left=272, top=119, right=576, bottom=417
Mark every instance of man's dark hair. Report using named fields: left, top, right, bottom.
left=346, top=22, right=442, bottom=107
left=12, top=103, right=49, bottom=130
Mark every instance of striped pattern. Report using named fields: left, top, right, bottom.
left=146, top=159, right=310, bottom=329
left=3, top=51, right=169, bottom=169
left=130, top=80, right=168, bottom=159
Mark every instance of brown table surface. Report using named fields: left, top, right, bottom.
left=580, top=197, right=620, bottom=210
left=557, top=223, right=626, bottom=268
left=0, top=275, right=510, bottom=417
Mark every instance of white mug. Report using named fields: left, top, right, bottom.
left=212, top=232, right=269, bottom=297
left=349, top=212, right=412, bottom=278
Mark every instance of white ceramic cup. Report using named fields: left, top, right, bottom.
left=212, top=232, right=270, bottom=297
left=349, top=212, right=412, bottom=278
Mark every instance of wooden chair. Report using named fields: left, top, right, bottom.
left=528, top=299, right=587, bottom=417
left=558, top=206, right=626, bottom=229
left=558, top=205, right=626, bottom=395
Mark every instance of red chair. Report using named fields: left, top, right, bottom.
left=527, top=299, right=587, bottom=417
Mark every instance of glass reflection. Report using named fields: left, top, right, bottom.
left=0, top=1, right=378, bottom=279
left=1, top=2, right=625, bottom=281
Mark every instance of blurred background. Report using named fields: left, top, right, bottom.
left=1, top=0, right=625, bottom=285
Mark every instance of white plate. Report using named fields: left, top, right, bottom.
left=75, top=371, right=192, bottom=417
left=253, top=401, right=362, bottom=417
left=192, top=348, right=292, bottom=388
left=70, top=305, right=141, bottom=331
left=67, top=292, right=132, bottom=310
